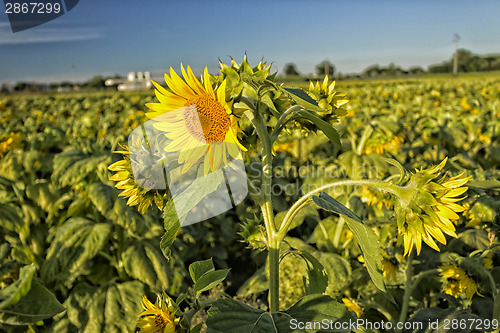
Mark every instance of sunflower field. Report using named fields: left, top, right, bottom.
left=0, top=58, right=499, bottom=333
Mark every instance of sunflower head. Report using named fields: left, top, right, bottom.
left=136, top=293, right=180, bottom=333
left=382, top=258, right=398, bottom=283
left=218, top=55, right=293, bottom=117
left=440, top=263, right=480, bottom=300
left=363, top=135, right=403, bottom=155
left=145, top=64, right=246, bottom=176
left=108, top=143, right=165, bottom=213
left=307, top=76, right=348, bottom=115
left=395, top=158, right=471, bottom=256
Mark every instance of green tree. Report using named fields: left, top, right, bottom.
left=316, top=60, right=335, bottom=76
left=283, top=63, right=300, bottom=76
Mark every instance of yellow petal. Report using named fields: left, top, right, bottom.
left=425, top=224, right=447, bottom=245
left=441, top=177, right=470, bottom=189
left=203, top=68, right=216, bottom=99
left=110, top=171, right=129, bottom=181
left=216, top=80, right=227, bottom=105
left=435, top=205, right=460, bottom=220
left=181, top=64, right=206, bottom=95
left=163, top=69, right=193, bottom=98
left=422, top=232, right=441, bottom=252
left=443, top=187, right=468, bottom=198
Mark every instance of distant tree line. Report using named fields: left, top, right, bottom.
left=282, top=49, right=500, bottom=80
left=1, top=75, right=122, bottom=93
left=428, top=49, right=500, bottom=73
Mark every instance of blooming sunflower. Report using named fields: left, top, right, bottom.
left=136, top=294, right=180, bottom=333
left=395, top=157, right=470, bottom=256
left=146, top=65, right=246, bottom=175
left=440, top=264, right=479, bottom=299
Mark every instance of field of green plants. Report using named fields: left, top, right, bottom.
left=0, top=70, right=499, bottom=332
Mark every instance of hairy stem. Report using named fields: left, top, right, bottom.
left=397, top=254, right=414, bottom=332
left=246, top=107, right=280, bottom=312
left=277, top=179, right=405, bottom=241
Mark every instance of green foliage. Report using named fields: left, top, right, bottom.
left=0, top=265, right=64, bottom=326
left=189, top=258, right=229, bottom=298
left=1, top=73, right=499, bottom=332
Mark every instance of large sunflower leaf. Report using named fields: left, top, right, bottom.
left=292, top=251, right=328, bottom=295
left=312, top=192, right=394, bottom=303
left=60, top=281, right=145, bottom=333
left=0, top=264, right=65, bottom=325
left=312, top=192, right=362, bottom=223
left=40, top=217, right=112, bottom=289
left=206, top=299, right=292, bottom=333
left=52, top=148, right=108, bottom=187
left=282, top=87, right=324, bottom=113
left=160, top=197, right=181, bottom=259
left=285, top=294, right=356, bottom=333
left=121, top=239, right=185, bottom=294
left=297, top=110, right=341, bottom=148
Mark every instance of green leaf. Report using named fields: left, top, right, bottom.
left=297, top=110, right=341, bottom=148
left=293, top=251, right=328, bottom=295
left=52, top=149, right=107, bottom=187
left=189, top=258, right=215, bottom=283
left=81, top=281, right=146, bottom=333
left=194, top=269, right=230, bottom=297
left=121, top=240, right=185, bottom=294
left=282, top=87, right=324, bottom=113
left=40, top=218, right=112, bottom=289
left=457, top=229, right=490, bottom=250
left=406, top=307, right=482, bottom=333
left=88, top=183, right=152, bottom=236
left=285, top=294, right=356, bottom=333
left=312, top=192, right=393, bottom=303
left=172, top=169, right=224, bottom=224
left=0, top=278, right=65, bottom=325
left=206, top=299, right=292, bottom=333
left=0, top=264, right=36, bottom=310
left=161, top=198, right=181, bottom=259
left=467, top=179, right=500, bottom=189
left=312, top=192, right=362, bottom=223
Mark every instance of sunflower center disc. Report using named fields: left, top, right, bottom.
left=154, top=313, right=167, bottom=330
left=184, top=96, right=230, bottom=143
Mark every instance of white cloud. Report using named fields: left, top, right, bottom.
left=0, top=23, right=100, bottom=45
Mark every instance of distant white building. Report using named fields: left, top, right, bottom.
left=105, top=71, right=155, bottom=91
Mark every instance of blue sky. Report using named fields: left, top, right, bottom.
left=1, top=0, right=499, bottom=84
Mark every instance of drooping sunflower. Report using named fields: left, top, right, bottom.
left=146, top=65, right=246, bottom=175
left=136, top=294, right=180, bottom=333
left=108, top=143, right=164, bottom=213
left=395, top=157, right=470, bottom=256
left=382, top=259, right=398, bottom=283
left=440, top=264, right=479, bottom=299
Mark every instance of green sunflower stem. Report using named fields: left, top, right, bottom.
left=246, top=103, right=280, bottom=312
left=277, top=179, right=406, bottom=241
left=397, top=254, right=414, bottom=333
